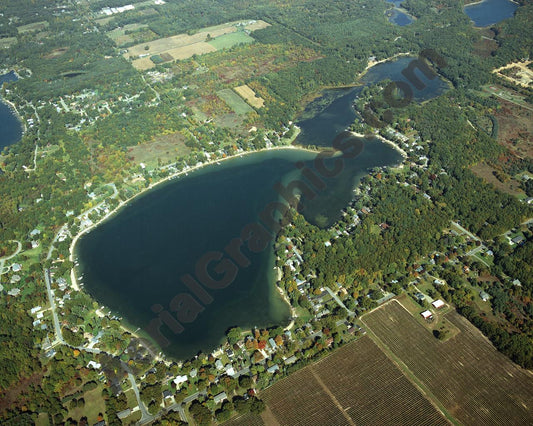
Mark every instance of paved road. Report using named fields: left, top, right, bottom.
left=0, top=240, right=21, bottom=275
left=126, top=371, right=154, bottom=425
left=325, top=287, right=355, bottom=315
left=451, top=221, right=480, bottom=241
left=44, top=268, right=65, bottom=346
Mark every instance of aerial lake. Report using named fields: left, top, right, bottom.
left=0, top=71, right=22, bottom=150
left=464, top=0, right=518, bottom=27
left=78, top=57, right=448, bottom=359
left=385, top=0, right=413, bottom=26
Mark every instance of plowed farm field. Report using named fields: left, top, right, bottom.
left=361, top=300, right=533, bottom=426
left=258, top=336, right=448, bottom=425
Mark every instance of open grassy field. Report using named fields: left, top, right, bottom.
left=128, top=132, right=191, bottom=167
left=66, top=385, right=107, bottom=425
left=244, top=20, right=271, bottom=31
left=0, top=37, right=17, bottom=49
left=234, top=84, right=265, bottom=108
left=255, top=336, right=448, bottom=426
left=17, top=21, right=48, bottom=34
left=471, top=162, right=525, bottom=196
left=217, top=89, right=254, bottom=115
left=207, top=31, right=254, bottom=50
left=361, top=300, right=533, bottom=425
left=106, top=23, right=150, bottom=46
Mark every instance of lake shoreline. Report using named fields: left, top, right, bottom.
left=0, top=71, right=26, bottom=140
left=0, top=96, right=26, bottom=137
left=68, top=142, right=319, bottom=289
left=69, top=142, right=320, bottom=358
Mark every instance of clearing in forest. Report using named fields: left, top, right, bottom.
left=234, top=85, right=265, bottom=108
left=217, top=89, right=254, bottom=115
left=127, top=132, right=191, bottom=167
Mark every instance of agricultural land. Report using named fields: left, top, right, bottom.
left=361, top=300, right=533, bottom=426
left=123, top=20, right=270, bottom=71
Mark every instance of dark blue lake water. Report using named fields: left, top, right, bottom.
left=78, top=57, right=448, bottom=359
left=389, top=9, right=413, bottom=26
left=464, top=0, right=518, bottom=27
left=385, top=0, right=413, bottom=26
left=0, top=71, right=22, bottom=150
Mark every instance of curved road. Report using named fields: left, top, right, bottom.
left=0, top=240, right=22, bottom=275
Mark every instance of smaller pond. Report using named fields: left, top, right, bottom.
left=385, top=0, right=413, bottom=26
left=0, top=71, right=23, bottom=150
left=388, top=9, right=413, bottom=26
left=464, top=0, right=518, bottom=27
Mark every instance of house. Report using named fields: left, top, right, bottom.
left=267, top=364, right=280, bottom=374
left=11, top=263, right=22, bottom=272
left=213, top=391, right=228, bottom=404
left=284, top=355, right=298, bottom=365
left=163, top=389, right=173, bottom=399
left=420, top=310, right=433, bottom=320
left=268, top=338, right=277, bottom=350
left=117, top=408, right=132, bottom=419
left=414, top=292, right=425, bottom=302
left=225, top=364, right=235, bottom=377
left=30, top=306, right=42, bottom=314
left=512, top=279, right=522, bottom=287
left=511, top=235, right=525, bottom=245
left=7, top=288, right=20, bottom=296
left=431, top=299, right=445, bottom=309
left=433, top=278, right=445, bottom=286
left=480, top=291, right=490, bottom=302
left=173, top=375, right=188, bottom=387
left=87, top=361, right=101, bottom=370
left=215, top=359, right=224, bottom=370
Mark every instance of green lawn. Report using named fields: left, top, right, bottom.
left=208, top=31, right=254, bottom=50
left=217, top=89, right=254, bottom=115
left=35, top=412, right=50, bottom=426
left=66, top=385, right=106, bottom=425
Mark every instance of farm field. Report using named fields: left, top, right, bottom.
left=362, top=300, right=533, bottom=426
left=106, top=23, right=151, bottom=46
left=217, top=89, right=254, bottom=115
left=207, top=31, right=254, bottom=50
left=234, top=84, right=265, bottom=108
left=224, top=412, right=266, bottom=426
left=124, top=20, right=269, bottom=70
left=256, top=337, right=448, bottom=425
left=260, top=367, right=351, bottom=426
